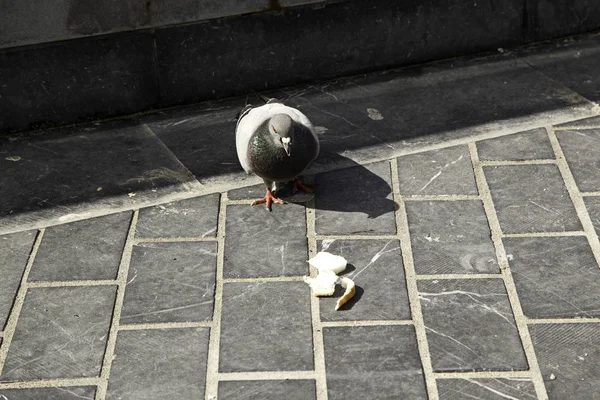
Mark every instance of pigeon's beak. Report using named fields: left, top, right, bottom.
left=281, top=138, right=291, bottom=156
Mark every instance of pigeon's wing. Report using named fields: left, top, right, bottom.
left=235, top=104, right=273, bottom=174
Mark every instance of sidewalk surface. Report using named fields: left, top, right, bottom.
left=1, top=34, right=600, bottom=399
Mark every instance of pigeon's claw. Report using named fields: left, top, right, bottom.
left=251, top=188, right=285, bottom=211
left=292, top=178, right=317, bottom=194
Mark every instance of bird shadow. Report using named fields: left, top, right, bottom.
left=305, top=152, right=397, bottom=218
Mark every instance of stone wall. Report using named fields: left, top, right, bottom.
left=0, top=0, right=328, bottom=49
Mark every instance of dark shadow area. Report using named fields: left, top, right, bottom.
left=0, top=118, right=197, bottom=218
left=1, top=40, right=598, bottom=228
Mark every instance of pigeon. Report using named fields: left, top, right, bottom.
left=236, top=94, right=320, bottom=210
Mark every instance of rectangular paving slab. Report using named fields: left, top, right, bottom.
left=436, top=377, right=537, bottom=399
left=315, top=161, right=396, bottom=235
left=323, top=325, right=427, bottom=399
left=584, top=196, right=600, bottom=236
left=107, top=328, right=209, bottom=400
left=224, top=203, right=308, bottom=278
left=418, top=278, right=528, bottom=372
left=504, top=236, right=600, bottom=318
left=29, top=212, right=131, bottom=281
left=530, top=323, right=600, bottom=399
left=406, top=200, right=498, bottom=274
left=396, top=145, right=477, bottom=196
left=316, top=239, right=410, bottom=321
left=218, top=380, right=316, bottom=400
left=0, top=286, right=116, bottom=381
left=120, top=241, right=217, bottom=324
left=477, top=128, right=555, bottom=161
left=484, top=164, right=582, bottom=233
left=556, top=129, right=600, bottom=192
left=135, top=194, right=220, bottom=238
left=0, top=387, right=97, bottom=399
left=0, top=230, right=36, bottom=329
left=219, top=281, right=313, bottom=372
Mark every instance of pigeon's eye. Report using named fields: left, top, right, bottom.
left=272, top=127, right=278, bottom=133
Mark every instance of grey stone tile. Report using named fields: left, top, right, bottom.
left=121, top=241, right=217, bottom=324
left=0, top=387, right=97, bottom=399
left=477, top=128, right=555, bottom=161
left=29, top=212, right=131, bottom=281
left=219, top=282, right=312, bottom=372
left=397, top=145, right=477, bottom=195
left=224, top=204, right=308, bottom=278
left=316, top=239, right=411, bottom=321
left=227, top=183, right=266, bottom=200
left=530, top=323, right=600, bottom=399
left=315, top=161, right=396, bottom=235
left=406, top=201, right=498, bottom=275
left=556, top=129, right=600, bottom=192
left=107, top=328, right=208, bottom=400
left=0, top=286, right=116, bottom=381
left=144, top=98, right=246, bottom=185
left=136, top=194, right=220, bottom=238
left=519, top=35, right=600, bottom=102
left=323, top=325, right=427, bottom=399
left=504, top=236, right=600, bottom=318
left=0, top=230, right=36, bottom=329
left=418, top=279, right=528, bottom=372
left=0, top=120, right=199, bottom=234
left=484, top=164, right=582, bottom=233
left=218, top=380, right=316, bottom=400
left=319, top=57, right=593, bottom=157
left=436, top=378, right=536, bottom=399
left=556, top=115, right=600, bottom=128
left=584, top=196, right=600, bottom=237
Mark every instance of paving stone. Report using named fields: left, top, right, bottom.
left=397, top=145, right=477, bottom=195
left=0, top=286, right=116, bottom=381
left=144, top=98, right=244, bottom=184
left=320, top=56, right=594, bottom=153
left=477, top=128, right=555, bottom=160
left=120, top=241, right=217, bottom=324
left=0, top=387, right=97, bottom=399
left=520, top=35, right=600, bottom=102
left=315, top=161, right=396, bottom=235
left=418, top=279, right=527, bottom=372
left=29, top=212, right=131, bottom=281
left=219, top=282, right=312, bottom=372
left=0, top=120, right=199, bottom=232
left=227, top=183, right=267, bottom=200
left=436, top=378, right=536, bottom=399
left=136, top=194, right=220, bottom=238
left=406, top=201, right=498, bottom=275
left=530, top=323, right=600, bottom=399
left=323, top=325, right=427, bottom=399
left=224, top=203, right=308, bottom=278
left=484, top=164, right=582, bottom=233
left=0, top=230, right=36, bottom=329
left=584, top=196, right=600, bottom=237
left=218, top=380, right=316, bottom=400
left=504, top=236, right=600, bottom=318
left=107, top=328, right=208, bottom=399
left=556, top=129, right=600, bottom=192
left=316, top=239, right=411, bottom=321
left=556, top=115, right=600, bottom=128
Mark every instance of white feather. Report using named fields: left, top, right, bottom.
left=236, top=103, right=318, bottom=174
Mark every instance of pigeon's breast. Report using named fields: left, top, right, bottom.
left=249, top=125, right=318, bottom=182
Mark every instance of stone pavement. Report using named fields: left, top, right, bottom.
left=2, top=34, right=600, bottom=400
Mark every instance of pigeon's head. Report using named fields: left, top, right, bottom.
left=269, top=114, right=294, bottom=156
